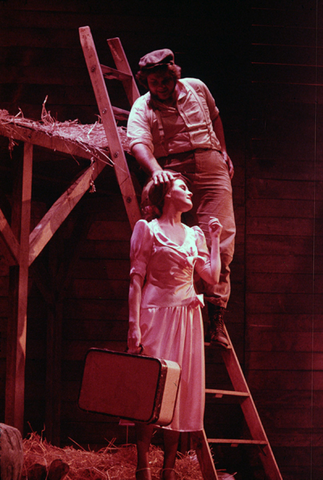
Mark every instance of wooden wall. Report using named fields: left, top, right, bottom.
left=1, top=0, right=322, bottom=479
left=247, top=1, right=323, bottom=479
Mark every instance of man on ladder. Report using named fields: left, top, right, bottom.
left=127, top=48, right=236, bottom=349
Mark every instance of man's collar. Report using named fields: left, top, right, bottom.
left=147, top=81, right=186, bottom=110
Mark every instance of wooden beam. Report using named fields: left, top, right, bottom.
left=101, top=64, right=133, bottom=83
left=112, top=106, right=130, bottom=121
left=0, top=209, right=19, bottom=264
left=28, top=158, right=105, bottom=265
left=0, top=123, right=109, bottom=163
left=5, top=142, right=33, bottom=433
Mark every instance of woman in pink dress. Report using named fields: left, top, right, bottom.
left=127, top=172, right=222, bottom=480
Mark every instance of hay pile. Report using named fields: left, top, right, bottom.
left=22, top=433, right=206, bottom=480
left=0, top=105, right=131, bottom=166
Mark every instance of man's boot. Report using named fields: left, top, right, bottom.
left=207, top=304, right=229, bottom=348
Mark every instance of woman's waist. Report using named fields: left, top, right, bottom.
left=141, top=284, right=204, bottom=308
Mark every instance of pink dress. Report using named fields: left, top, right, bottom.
left=130, top=218, right=211, bottom=432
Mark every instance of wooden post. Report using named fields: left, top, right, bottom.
left=5, top=142, right=33, bottom=433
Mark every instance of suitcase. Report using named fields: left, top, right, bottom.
left=78, top=348, right=181, bottom=426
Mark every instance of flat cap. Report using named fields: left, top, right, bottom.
left=138, top=48, right=174, bottom=70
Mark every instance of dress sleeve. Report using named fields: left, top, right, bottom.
left=192, top=225, right=212, bottom=273
left=130, top=219, right=154, bottom=279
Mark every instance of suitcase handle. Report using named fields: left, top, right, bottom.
left=125, top=344, right=144, bottom=355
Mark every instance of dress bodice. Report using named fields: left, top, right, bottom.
left=130, top=219, right=210, bottom=308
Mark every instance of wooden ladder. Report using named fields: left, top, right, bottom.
left=79, top=26, right=140, bottom=230
left=203, top=326, right=283, bottom=479
left=78, top=27, right=282, bottom=480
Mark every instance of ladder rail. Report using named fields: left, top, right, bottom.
left=205, top=326, right=284, bottom=480
left=191, top=430, right=219, bottom=480
left=79, top=26, right=141, bottom=230
left=107, top=37, right=140, bottom=106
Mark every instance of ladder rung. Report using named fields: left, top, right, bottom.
left=101, top=64, right=133, bottom=82
left=204, top=341, right=232, bottom=349
left=112, top=106, right=130, bottom=121
left=205, top=388, right=249, bottom=398
left=207, top=438, right=268, bottom=446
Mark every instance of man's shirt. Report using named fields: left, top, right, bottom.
left=127, top=78, right=222, bottom=158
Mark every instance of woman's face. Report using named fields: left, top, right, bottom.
left=168, top=178, right=193, bottom=211
left=147, top=71, right=177, bottom=103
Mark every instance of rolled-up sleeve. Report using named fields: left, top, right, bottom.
left=130, top=219, right=154, bottom=279
left=127, top=96, right=155, bottom=153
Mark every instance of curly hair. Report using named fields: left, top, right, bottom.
left=136, top=63, right=182, bottom=89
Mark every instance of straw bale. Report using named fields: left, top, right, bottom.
left=22, top=433, right=206, bottom=480
left=22, top=433, right=236, bottom=480
left=0, top=108, right=131, bottom=166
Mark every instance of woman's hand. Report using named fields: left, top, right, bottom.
left=208, top=217, right=222, bottom=239
left=127, top=323, right=142, bottom=354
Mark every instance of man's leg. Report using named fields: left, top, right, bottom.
left=192, top=150, right=236, bottom=347
left=163, top=149, right=236, bottom=346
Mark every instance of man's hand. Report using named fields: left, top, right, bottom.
left=152, top=169, right=175, bottom=185
left=222, top=151, right=234, bottom=179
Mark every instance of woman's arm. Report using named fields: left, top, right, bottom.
left=195, top=218, right=222, bottom=284
left=127, top=273, right=144, bottom=353
left=208, top=218, right=222, bottom=282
